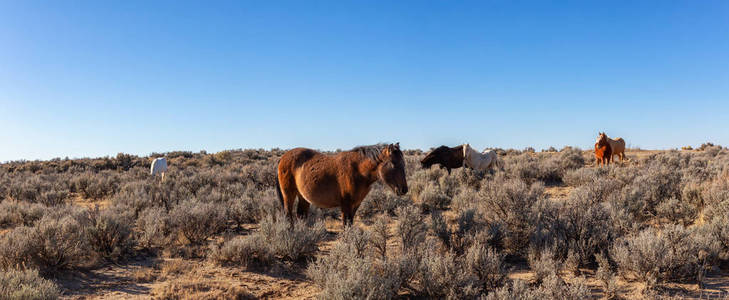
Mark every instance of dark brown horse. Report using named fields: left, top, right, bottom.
left=276, top=143, right=408, bottom=226
left=420, top=145, right=464, bottom=174
left=595, top=133, right=612, bottom=167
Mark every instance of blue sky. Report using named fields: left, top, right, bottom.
left=1, top=1, right=728, bottom=161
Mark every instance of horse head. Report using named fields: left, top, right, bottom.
left=421, top=146, right=447, bottom=169
left=379, top=143, right=408, bottom=196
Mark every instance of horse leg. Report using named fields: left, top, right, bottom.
left=340, top=201, right=354, bottom=227
left=278, top=178, right=298, bottom=222
left=296, top=195, right=310, bottom=219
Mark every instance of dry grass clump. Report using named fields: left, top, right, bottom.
left=477, top=176, right=544, bottom=254
left=0, top=200, right=48, bottom=228
left=612, top=225, right=719, bottom=288
left=211, top=213, right=326, bottom=268
left=0, top=268, right=60, bottom=300
left=169, top=199, right=227, bottom=245
left=307, top=226, right=414, bottom=300
left=357, top=183, right=410, bottom=219
left=486, top=277, right=590, bottom=300
left=258, top=214, right=327, bottom=261
left=0, top=207, right=92, bottom=271
left=209, top=235, right=273, bottom=268
left=85, top=206, right=136, bottom=260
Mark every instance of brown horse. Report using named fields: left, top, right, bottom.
left=606, top=134, right=626, bottom=162
left=276, top=143, right=408, bottom=226
left=420, top=145, right=464, bottom=174
left=595, top=133, right=612, bottom=167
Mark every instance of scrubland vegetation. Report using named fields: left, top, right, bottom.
left=2, top=144, right=729, bottom=299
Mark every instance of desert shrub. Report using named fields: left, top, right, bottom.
left=238, top=161, right=278, bottom=189
left=612, top=165, right=682, bottom=222
left=112, top=181, right=157, bottom=216
left=431, top=210, right=451, bottom=249
left=655, top=197, right=697, bottom=225
left=473, top=221, right=508, bottom=251
left=451, top=187, right=479, bottom=213
left=703, top=212, right=729, bottom=259
left=531, top=188, right=617, bottom=267
left=452, top=167, right=486, bottom=190
left=338, top=226, right=371, bottom=258
left=0, top=200, right=48, bottom=228
left=563, top=167, right=607, bottom=187
left=416, top=245, right=480, bottom=299
left=169, top=200, right=227, bottom=245
left=417, top=182, right=450, bottom=212
left=32, top=210, right=92, bottom=270
left=85, top=207, right=135, bottom=261
left=396, top=205, right=427, bottom=252
left=528, top=249, right=562, bottom=285
left=209, top=235, right=272, bottom=268
left=595, top=253, right=620, bottom=299
left=228, top=195, right=261, bottom=227
left=0, top=207, right=93, bottom=271
left=136, top=207, right=172, bottom=249
left=487, top=277, right=589, bottom=300
left=257, top=215, right=327, bottom=261
left=478, top=176, right=543, bottom=254
left=703, top=180, right=729, bottom=220
left=6, top=175, right=70, bottom=206
left=431, top=208, right=481, bottom=254
left=71, top=171, right=120, bottom=200
left=0, top=268, right=60, bottom=300
left=503, top=154, right=540, bottom=183
left=577, top=177, right=622, bottom=203
left=0, top=226, right=38, bottom=270
left=465, top=241, right=508, bottom=291
left=370, top=214, right=390, bottom=260
left=612, top=225, right=718, bottom=285
left=502, top=149, right=582, bottom=183
left=357, top=184, right=410, bottom=219
left=307, top=226, right=413, bottom=300
left=557, top=147, right=586, bottom=173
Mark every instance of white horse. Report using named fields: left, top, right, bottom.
left=150, top=157, right=168, bottom=181
left=463, top=144, right=500, bottom=171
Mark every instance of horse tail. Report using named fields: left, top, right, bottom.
left=276, top=175, right=283, bottom=208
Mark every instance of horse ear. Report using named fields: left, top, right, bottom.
left=395, top=142, right=400, bottom=148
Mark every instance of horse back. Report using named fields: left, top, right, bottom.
left=609, top=138, right=626, bottom=153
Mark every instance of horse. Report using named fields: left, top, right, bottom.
left=420, top=145, right=464, bottom=174
left=276, top=143, right=408, bottom=226
left=150, top=157, right=168, bottom=181
left=463, top=144, right=500, bottom=171
left=595, top=133, right=612, bottom=167
left=603, top=133, right=626, bottom=162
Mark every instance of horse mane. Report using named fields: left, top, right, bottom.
left=351, top=144, right=389, bottom=163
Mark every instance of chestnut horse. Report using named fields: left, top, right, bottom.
left=605, top=133, right=626, bottom=162
left=277, top=143, right=408, bottom=226
left=595, top=133, right=612, bottom=166
left=420, top=145, right=464, bottom=174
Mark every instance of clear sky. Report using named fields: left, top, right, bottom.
left=1, top=1, right=728, bottom=161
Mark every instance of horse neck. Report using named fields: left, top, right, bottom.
left=355, top=155, right=382, bottom=184
left=598, top=138, right=607, bottom=147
